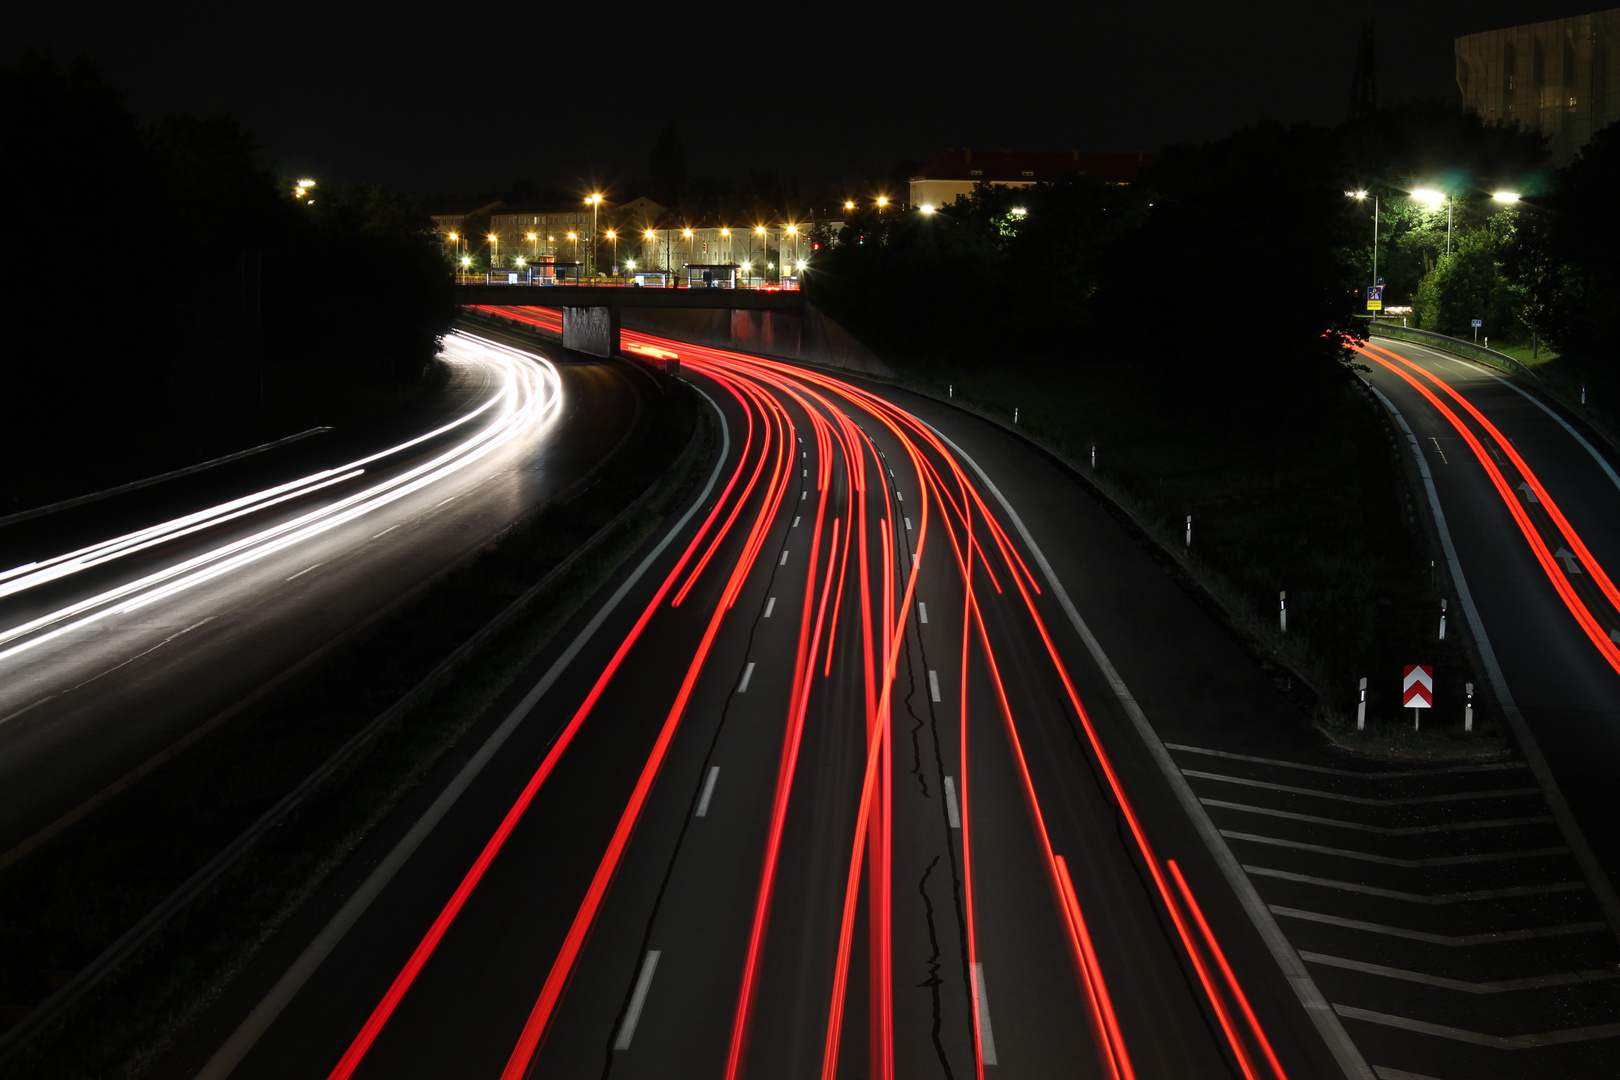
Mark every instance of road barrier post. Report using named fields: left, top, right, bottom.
left=1185, top=515, right=1192, bottom=549
left=1465, top=681, right=1474, bottom=732
left=1439, top=598, right=1447, bottom=640
left=1357, top=677, right=1367, bottom=730
left=1279, top=591, right=1287, bottom=633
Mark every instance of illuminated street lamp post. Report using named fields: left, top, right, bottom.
left=567, top=231, right=578, bottom=268
left=488, top=233, right=499, bottom=269
left=527, top=231, right=538, bottom=260
left=786, top=224, right=798, bottom=269
left=721, top=227, right=731, bottom=263
left=755, top=225, right=768, bottom=284
left=605, top=229, right=618, bottom=273
left=682, top=228, right=694, bottom=270
left=1349, top=190, right=1379, bottom=288
left=644, top=229, right=657, bottom=271
left=586, top=194, right=604, bottom=275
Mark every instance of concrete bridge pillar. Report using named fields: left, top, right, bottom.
left=562, top=306, right=620, bottom=358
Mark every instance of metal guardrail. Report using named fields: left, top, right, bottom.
left=1365, top=321, right=1537, bottom=378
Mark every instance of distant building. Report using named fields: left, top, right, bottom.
left=908, top=148, right=1157, bottom=209
left=1456, top=8, right=1620, bottom=163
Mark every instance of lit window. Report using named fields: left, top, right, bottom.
left=970, top=169, right=983, bottom=176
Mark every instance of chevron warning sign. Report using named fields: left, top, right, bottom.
left=1402, top=665, right=1434, bottom=708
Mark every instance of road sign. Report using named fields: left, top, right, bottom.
left=1367, top=284, right=1384, bottom=311
left=1471, top=318, right=1483, bottom=327
left=1402, top=665, right=1433, bottom=708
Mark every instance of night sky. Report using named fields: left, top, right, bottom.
left=6, top=1, right=1594, bottom=198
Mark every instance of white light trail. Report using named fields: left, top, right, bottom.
left=0, top=333, right=562, bottom=668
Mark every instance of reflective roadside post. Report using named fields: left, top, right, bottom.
left=1357, top=677, right=1367, bottom=730
left=1439, top=598, right=1448, bottom=640
left=1279, top=591, right=1287, bottom=633
left=1465, top=681, right=1474, bottom=731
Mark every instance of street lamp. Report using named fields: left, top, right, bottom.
left=488, top=233, right=499, bottom=268
left=585, top=194, right=603, bottom=275
left=919, top=204, right=935, bottom=214
left=605, top=229, right=618, bottom=271
left=1349, top=190, right=1379, bottom=291
left=755, top=225, right=768, bottom=283
left=567, top=231, right=578, bottom=265
left=683, top=227, right=694, bottom=267
left=786, top=224, right=798, bottom=267
left=643, top=229, right=657, bottom=271
left=1492, top=191, right=1522, bottom=203
left=1411, top=188, right=1452, bottom=255
left=844, top=200, right=855, bottom=211
left=527, top=231, right=538, bottom=259
left=721, top=227, right=731, bottom=263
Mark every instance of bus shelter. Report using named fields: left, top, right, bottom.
left=684, top=263, right=739, bottom=289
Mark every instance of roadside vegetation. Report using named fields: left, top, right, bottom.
left=807, top=105, right=1585, bottom=750
left=0, top=337, right=704, bottom=1080
left=0, top=51, right=456, bottom=514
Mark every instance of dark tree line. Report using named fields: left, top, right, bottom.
left=0, top=50, right=453, bottom=511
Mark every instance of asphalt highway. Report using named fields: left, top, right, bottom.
left=157, top=321, right=1363, bottom=1080
left=0, top=331, right=641, bottom=864
left=1353, top=336, right=1620, bottom=885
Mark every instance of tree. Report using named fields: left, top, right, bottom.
left=1413, top=221, right=1523, bottom=338
left=1503, top=121, right=1620, bottom=357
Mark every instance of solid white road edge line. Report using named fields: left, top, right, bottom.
left=1370, top=383, right=1620, bottom=939
left=738, top=662, right=756, bottom=694
left=696, top=766, right=720, bottom=818
left=614, top=950, right=661, bottom=1050
left=925, top=420, right=1374, bottom=1080
left=192, top=387, right=732, bottom=1080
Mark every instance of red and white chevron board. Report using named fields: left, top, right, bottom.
left=1402, top=665, right=1434, bottom=708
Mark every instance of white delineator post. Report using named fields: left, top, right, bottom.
left=1439, top=598, right=1448, bottom=640
left=1090, top=445, right=1096, bottom=469
left=1186, top=515, right=1192, bottom=549
left=1279, top=591, right=1287, bottom=633
left=1465, top=681, right=1474, bottom=732
left=1357, top=677, right=1367, bottom=731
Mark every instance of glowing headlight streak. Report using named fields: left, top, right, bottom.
left=0, top=335, right=561, bottom=669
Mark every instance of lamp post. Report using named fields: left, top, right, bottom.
left=683, top=227, right=694, bottom=268
left=488, top=233, right=499, bottom=269
left=786, top=224, right=798, bottom=269
left=605, top=229, right=618, bottom=273
left=585, top=194, right=603, bottom=275
left=721, top=227, right=731, bottom=264
left=644, top=229, right=657, bottom=272
left=527, top=231, right=538, bottom=260
left=1349, top=190, right=1379, bottom=290
left=755, top=225, right=768, bottom=284
left=567, top=231, right=578, bottom=269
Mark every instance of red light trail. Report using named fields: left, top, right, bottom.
left=326, top=308, right=1285, bottom=1079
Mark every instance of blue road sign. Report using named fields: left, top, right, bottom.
left=1471, top=318, right=1483, bottom=327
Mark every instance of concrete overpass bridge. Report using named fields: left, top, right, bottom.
left=452, top=283, right=825, bottom=364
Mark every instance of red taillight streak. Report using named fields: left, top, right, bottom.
left=1056, top=856, right=1131, bottom=1080
left=499, top=373, right=797, bottom=1079
left=965, top=595, right=1135, bottom=1079
left=1168, top=860, right=1288, bottom=1080
left=979, top=470, right=1283, bottom=1078
left=1363, top=339, right=1620, bottom=616
left=724, top=513, right=842, bottom=1080
left=821, top=492, right=927, bottom=1079
left=326, top=371, right=766, bottom=1080
left=1350, top=341, right=1620, bottom=673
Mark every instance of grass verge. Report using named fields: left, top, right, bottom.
left=0, top=346, right=709, bottom=1079
left=881, top=357, right=1501, bottom=757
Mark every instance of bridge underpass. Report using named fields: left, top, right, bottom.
left=452, top=283, right=890, bottom=376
